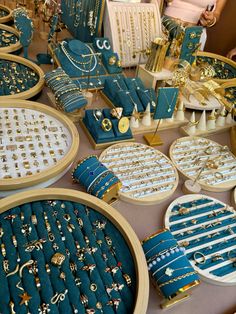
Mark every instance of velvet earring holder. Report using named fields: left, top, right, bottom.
left=136, top=88, right=157, bottom=112
left=0, top=194, right=136, bottom=313
left=142, top=229, right=200, bottom=302
left=179, top=26, right=203, bottom=65
left=103, top=77, right=128, bottom=103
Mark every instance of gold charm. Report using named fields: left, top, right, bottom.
left=101, top=118, right=112, bottom=132
left=51, top=253, right=66, bottom=267
left=118, top=117, right=129, bottom=134
left=19, top=292, right=32, bottom=306
left=108, top=56, right=117, bottom=66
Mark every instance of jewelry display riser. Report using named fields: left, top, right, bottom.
left=104, top=0, right=162, bottom=67
left=165, top=194, right=236, bottom=286
left=169, top=136, right=236, bottom=192
left=99, top=142, right=179, bottom=205
left=0, top=100, right=79, bottom=191
left=0, top=188, right=149, bottom=314
left=181, top=121, right=236, bottom=137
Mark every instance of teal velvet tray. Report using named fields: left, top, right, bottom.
left=0, top=188, right=149, bottom=314
left=0, top=24, right=21, bottom=54
left=196, top=51, right=236, bottom=83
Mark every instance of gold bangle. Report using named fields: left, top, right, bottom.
left=207, top=16, right=217, bottom=27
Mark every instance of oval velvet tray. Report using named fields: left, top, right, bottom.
left=0, top=24, right=21, bottom=53
left=196, top=51, right=236, bottom=84
left=165, top=194, right=236, bottom=286
left=0, top=53, right=44, bottom=99
left=99, top=142, right=179, bottom=205
left=0, top=100, right=79, bottom=195
left=169, top=136, right=236, bottom=192
left=0, top=5, right=12, bottom=24
left=0, top=188, right=149, bottom=314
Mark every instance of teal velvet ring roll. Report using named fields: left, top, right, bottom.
left=72, top=155, right=119, bottom=199
left=142, top=229, right=199, bottom=299
left=0, top=198, right=136, bottom=313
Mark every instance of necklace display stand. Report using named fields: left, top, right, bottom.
left=144, top=87, right=179, bottom=146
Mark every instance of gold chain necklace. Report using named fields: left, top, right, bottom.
left=162, top=90, right=177, bottom=113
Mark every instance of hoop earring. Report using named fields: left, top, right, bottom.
left=104, top=40, right=111, bottom=50
left=96, top=39, right=104, bottom=50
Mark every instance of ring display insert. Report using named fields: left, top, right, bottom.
left=165, top=194, right=236, bottom=286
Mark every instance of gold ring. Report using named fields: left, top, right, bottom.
left=214, top=172, right=224, bottom=179
left=193, top=251, right=206, bottom=264
left=101, top=118, right=112, bottom=132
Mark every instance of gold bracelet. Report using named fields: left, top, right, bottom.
left=158, top=271, right=197, bottom=288
left=207, top=16, right=217, bottom=28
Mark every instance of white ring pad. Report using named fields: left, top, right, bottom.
left=164, top=194, right=236, bottom=286
left=0, top=165, right=71, bottom=197
left=169, top=136, right=236, bottom=192
left=183, top=95, right=221, bottom=111
left=0, top=100, right=79, bottom=192
left=99, top=142, right=178, bottom=205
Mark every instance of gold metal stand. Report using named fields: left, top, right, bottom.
left=161, top=293, right=190, bottom=309
left=143, top=119, right=163, bottom=146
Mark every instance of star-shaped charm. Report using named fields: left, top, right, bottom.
left=165, top=267, right=174, bottom=277
left=133, top=110, right=141, bottom=121
left=19, top=292, right=32, bottom=306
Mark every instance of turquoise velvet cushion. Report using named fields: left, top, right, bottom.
left=102, top=52, right=122, bottom=74
left=142, top=230, right=199, bottom=299
left=116, top=90, right=144, bottom=116
left=124, top=78, right=146, bottom=91
left=0, top=199, right=136, bottom=313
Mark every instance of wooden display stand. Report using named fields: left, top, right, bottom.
left=0, top=53, right=44, bottom=99
left=0, top=100, right=79, bottom=194
left=0, top=188, right=149, bottom=314
left=0, top=24, right=22, bottom=53
left=136, top=64, right=173, bottom=90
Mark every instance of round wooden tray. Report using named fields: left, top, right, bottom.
left=0, top=188, right=149, bottom=313
left=0, top=23, right=21, bottom=53
left=0, top=100, right=79, bottom=193
left=99, top=142, right=179, bottom=205
left=233, top=187, right=236, bottom=207
left=169, top=136, right=236, bottom=192
left=221, top=81, right=236, bottom=116
left=0, top=53, right=44, bottom=99
left=0, top=4, right=12, bottom=24
left=165, top=194, right=236, bottom=286
left=196, top=51, right=236, bottom=84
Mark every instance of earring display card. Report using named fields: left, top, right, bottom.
left=169, top=136, right=236, bottom=192
left=0, top=188, right=149, bottom=314
left=165, top=194, right=236, bottom=286
left=104, top=0, right=162, bottom=67
left=99, top=142, right=178, bottom=205
left=0, top=100, right=79, bottom=195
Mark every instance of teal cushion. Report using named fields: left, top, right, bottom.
left=0, top=199, right=136, bottom=313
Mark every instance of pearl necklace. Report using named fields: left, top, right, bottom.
left=60, top=41, right=97, bottom=73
